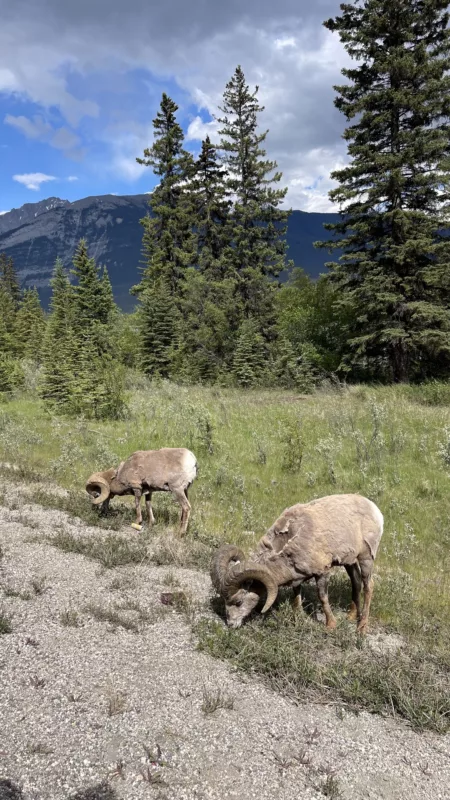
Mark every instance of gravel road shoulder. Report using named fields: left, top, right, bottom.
left=0, top=487, right=449, bottom=800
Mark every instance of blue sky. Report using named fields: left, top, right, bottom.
left=0, top=0, right=349, bottom=215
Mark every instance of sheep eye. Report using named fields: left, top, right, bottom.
left=235, top=600, right=242, bottom=607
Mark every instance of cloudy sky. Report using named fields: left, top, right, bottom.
left=0, top=0, right=351, bottom=215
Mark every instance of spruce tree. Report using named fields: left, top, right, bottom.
left=232, top=319, right=268, bottom=387
left=176, top=137, right=238, bottom=381
left=0, top=253, right=23, bottom=393
left=217, top=66, right=290, bottom=327
left=14, top=288, right=46, bottom=362
left=0, top=253, right=21, bottom=310
left=193, top=136, right=232, bottom=280
left=138, top=279, right=178, bottom=378
left=135, top=93, right=197, bottom=298
left=0, top=285, right=15, bottom=355
left=318, top=0, right=450, bottom=382
left=40, top=260, right=78, bottom=409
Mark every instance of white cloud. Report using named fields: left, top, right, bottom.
left=99, top=121, right=154, bottom=182
left=0, top=210, right=9, bottom=215
left=186, top=116, right=219, bottom=144
left=13, top=172, right=57, bottom=191
left=68, top=175, right=78, bottom=181
left=275, top=36, right=296, bottom=49
left=5, top=113, right=83, bottom=158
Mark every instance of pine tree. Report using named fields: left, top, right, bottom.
left=318, top=0, right=450, bottom=382
left=14, top=288, right=46, bottom=362
left=135, top=93, right=197, bottom=298
left=217, top=66, right=290, bottom=328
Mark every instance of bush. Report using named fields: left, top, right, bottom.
left=406, top=380, right=450, bottom=407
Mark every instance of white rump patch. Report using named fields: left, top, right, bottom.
left=182, top=449, right=197, bottom=484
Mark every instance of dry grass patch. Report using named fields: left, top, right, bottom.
left=47, top=530, right=149, bottom=569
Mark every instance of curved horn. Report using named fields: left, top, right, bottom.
left=85, top=474, right=110, bottom=506
left=224, top=563, right=279, bottom=614
left=210, top=544, right=245, bottom=594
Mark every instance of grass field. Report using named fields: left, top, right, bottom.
left=1, top=375, right=449, bottom=731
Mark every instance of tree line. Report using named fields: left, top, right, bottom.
left=1, top=0, right=449, bottom=416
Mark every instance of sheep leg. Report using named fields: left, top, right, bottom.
left=316, top=574, right=337, bottom=630
left=144, top=492, right=155, bottom=526
left=356, top=557, right=374, bottom=634
left=133, top=489, right=143, bottom=526
left=345, top=563, right=362, bottom=621
left=291, top=586, right=303, bottom=613
left=173, top=489, right=191, bottom=536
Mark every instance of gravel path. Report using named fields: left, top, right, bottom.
left=0, top=489, right=449, bottom=800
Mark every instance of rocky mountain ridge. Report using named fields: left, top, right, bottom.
left=0, top=194, right=340, bottom=310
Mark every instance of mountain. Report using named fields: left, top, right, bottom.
left=0, top=194, right=340, bottom=310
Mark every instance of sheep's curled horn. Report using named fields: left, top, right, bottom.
left=210, top=544, right=278, bottom=614
left=210, top=544, right=245, bottom=593
left=85, top=473, right=110, bottom=505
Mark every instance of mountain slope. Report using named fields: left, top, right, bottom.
left=0, top=194, right=340, bottom=310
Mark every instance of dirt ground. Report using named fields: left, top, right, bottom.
left=0, top=484, right=449, bottom=800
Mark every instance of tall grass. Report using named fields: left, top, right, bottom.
left=1, top=376, right=449, bottom=727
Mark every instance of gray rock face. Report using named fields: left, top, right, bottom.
left=0, top=194, right=339, bottom=310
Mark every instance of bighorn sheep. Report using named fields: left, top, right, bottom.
left=85, top=448, right=197, bottom=534
left=211, top=494, right=383, bottom=634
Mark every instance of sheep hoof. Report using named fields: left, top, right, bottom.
left=131, top=523, right=142, bottom=531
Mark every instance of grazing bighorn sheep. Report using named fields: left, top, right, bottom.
left=85, top=448, right=197, bottom=534
left=211, top=494, right=383, bottom=634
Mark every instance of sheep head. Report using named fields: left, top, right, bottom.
left=210, top=545, right=278, bottom=628
left=85, top=467, right=116, bottom=505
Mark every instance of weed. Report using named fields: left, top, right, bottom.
left=321, top=774, right=342, bottom=799
left=70, top=781, right=118, bottom=800
left=280, top=417, right=304, bottom=473
left=31, top=576, right=48, bottom=596
left=0, top=610, right=12, bottom=634
left=60, top=609, right=80, bottom=627
left=108, top=760, right=125, bottom=780
left=162, top=570, right=180, bottom=587
left=0, top=780, right=23, bottom=799
left=84, top=603, right=139, bottom=632
left=106, top=686, right=127, bottom=717
left=27, top=742, right=53, bottom=755
left=48, top=531, right=148, bottom=569
left=139, top=766, right=165, bottom=785
left=201, top=686, right=235, bottom=715
left=30, top=675, right=45, bottom=689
